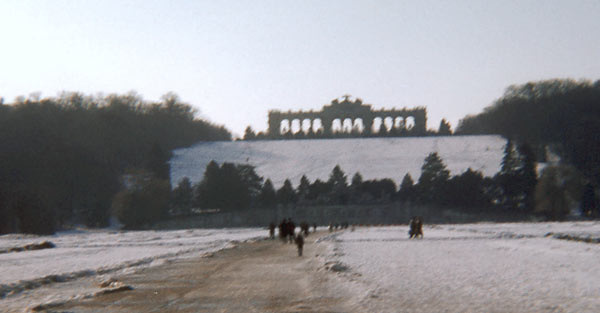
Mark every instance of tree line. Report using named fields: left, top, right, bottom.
left=0, top=92, right=230, bottom=234
left=170, top=138, right=594, bottom=224
left=456, top=79, right=600, bottom=185
left=456, top=79, right=600, bottom=220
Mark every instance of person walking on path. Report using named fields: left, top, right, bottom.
left=295, top=233, right=304, bottom=256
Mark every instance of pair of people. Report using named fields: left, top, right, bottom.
left=409, top=216, right=424, bottom=239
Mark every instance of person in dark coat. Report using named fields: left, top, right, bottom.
left=300, top=222, right=310, bottom=236
left=268, top=222, right=276, bottom=239
left=295, top=233, right=304, bottom=256
left=408, top=216, right=424, bottom=239
left=287, top=219, right=296, bottom=243
left=279, top=219, right=287, bottom=242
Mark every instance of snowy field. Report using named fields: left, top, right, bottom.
left=3, top=222, right=599, bottom=312
left=170, top=135, right=507, bottom=187
left=0, top=228, right=265, bottom=311
left=323, top=221, right=600, bottom=312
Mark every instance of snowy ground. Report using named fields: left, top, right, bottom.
left=3, top=222, right=599, bottom=312
left=170, top=135, right=507, bottom=187
left=0, top=227, right=265, bottom=311
left=322, top=221, right=600, bottom=312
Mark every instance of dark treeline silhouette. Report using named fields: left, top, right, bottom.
left=456, top=79, right=600, bottom=185
left=456, top=79, right=600, bottom=220
left=0, top=92, right=230, bottom=234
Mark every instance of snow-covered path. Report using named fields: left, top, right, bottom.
left=0, top=228, right=265, bottom=311
left=327, top=222, right=600, bottom=313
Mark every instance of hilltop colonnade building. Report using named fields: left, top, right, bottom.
left=267, top=96, right=427, bottom=139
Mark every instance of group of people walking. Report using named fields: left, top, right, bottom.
left=269, top=219, right=310, bottom=256
left=268, top=216, right=424, bottom=257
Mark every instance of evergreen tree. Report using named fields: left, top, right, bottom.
left=328, top=165, right=349, bottom=204
left=446, top=168, right=489, bottom=210
left=361, top=179, right=397, bottom=202
left=277, top=179, right=297, bottom=205
left=328, top=165, right=348, bottom=188
left=495, top=140, right=521, bottom=209
left=438, top=118, right=452, bottom=135
left=417, top=152, right=450, bottom=204
left=500, top=140, right=519, bottom=174
left=349, top=172, right=364, bottom=203
left=236, top=164, right=264, bottom=201
left=258, top=179, right=277, bottom=208
left=516, top=143, right=538, bottom=211
left=243, top=126, right=256, bottom=140
left=351, top=172, right=364, bottom=188
left=171, top=177, right=193, bottom=215
left=398, top=173, right=415, bottom=202
left=194, top=161, right=221, bottom=208
left=195, top=162, right=252, bottom=211
left=297, top=175, right=311, bottom=202
left=307, top=179, right=331, bottom=203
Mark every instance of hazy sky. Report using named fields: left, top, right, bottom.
left=1, top=0, right=598, bottom=137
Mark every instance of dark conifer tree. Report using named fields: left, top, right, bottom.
left=328, top=165, right=349, bottom=204
left=243, top=126, right=256, bottom=140
left=349, top=172, right=364, bottom=203
left=297, top=175, right=311, bottom=202
left=171, top=177, right=193, bottom=215
left=258, top=179, right=277, bottom=208
left=351, top=172, right=364, bottom=189
left=438, top=119, right=452, bottom=135
left=277, top=179, right=297, bottom=205
left=417, top=152, right=450, bottom=204
left=398, top=173, right=415, bottom=202
left=516, top=143, right=538, bottom=212
left=307, top=179, right=331, bottom=203
left=495, top=140, right=521, bottom=209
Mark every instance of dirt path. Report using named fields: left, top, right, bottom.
left=50, top=232, right=354, bottom=313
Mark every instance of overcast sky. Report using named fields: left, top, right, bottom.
left=1, top=0, right=598, bottom=137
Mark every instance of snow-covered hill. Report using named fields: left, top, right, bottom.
left=170, top=135, right=507, bottom=187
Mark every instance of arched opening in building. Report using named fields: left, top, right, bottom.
left=280, top=119, right=290, bottom=134
left=383, top=117, right=394, bottom=132
left=352, top=118, right=364, bottom=134
left=394, top=117, right=405, bottom=129
left=301, top=119, right=312, bottom=134
left=342, top=118, right=353, bottom=133
left=331, top=118, right=343, bottom=133
left=312, top=118, right=323, bottom=134
left=372, top=117, right=383, bottom=133
left=405, top=116, right=415, bottom=130
left=291, top=119, right=302, bottom=134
